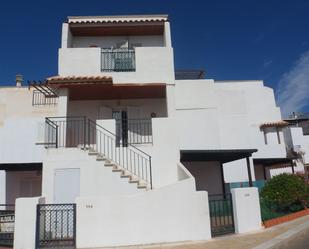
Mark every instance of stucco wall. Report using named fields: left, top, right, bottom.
left=223, top=158, right=256, bottom=183
left=0, top=171, right=5, bottom=204
left=288, top=127, right=309, bottom=163
left=67, top=98, right=167, bottom=121
left=58, top=47, right=175, bottom=83
left=0, top=87, right=63, bottom=164
left=231, top=187, right=262, bottom=233
left=175, top=80, right=286, bottom=157
left=42, top=148, right=143, bottom=204
left=72, top=35, right=164, bottom=48
left=76, top=178, right=211, bottom=248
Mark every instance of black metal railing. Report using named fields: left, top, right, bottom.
left=45, top=117, right=86, bottom=148
left=0, top=205, right=15, bottom=247
left=35, top=204, right=76, bottom=249
left=44, top=117, right=152, bottom=189
left=33, top=90, right=58, bottom=106
left=88, top=119, right=152, bottom=188
left=101, top=48, right=135, bottom=72
left=208, top=194, right=235, bottom=237
left=45, top=118, right=58, bottom=148
left=116, top=118, right=153, bottom=145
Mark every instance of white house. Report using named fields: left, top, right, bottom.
left=283, top=113, right=309, bottom=172
left=0, top=14, right=294, bottom=249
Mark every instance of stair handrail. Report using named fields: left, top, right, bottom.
left=88, top=119, right=151, bottom=158
left=87, top=118, right=152, bottom=189
left=44, top=116, right=152, bottom=189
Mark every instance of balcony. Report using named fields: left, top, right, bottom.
left=101, top=48, right=135, bottom=72
left=58, top=47, right=174, bottom=83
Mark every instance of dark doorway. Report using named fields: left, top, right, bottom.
left=113, top=110, right=128, bottom=147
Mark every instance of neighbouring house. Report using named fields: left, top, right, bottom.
left=284, top=113, right=309, bottom=173
left=0, top=15, right=297, bottom=249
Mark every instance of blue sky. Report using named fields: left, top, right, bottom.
left=0, top=0, right=308, bottom=117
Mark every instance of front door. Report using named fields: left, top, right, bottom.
left=54, top=169, right=80, bottom=203
left=113, top=110, right=128, bottom=146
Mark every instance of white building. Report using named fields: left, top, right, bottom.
left=284, top=113, right=309, bottom=171
left=0, top=15, right=294, bottom=248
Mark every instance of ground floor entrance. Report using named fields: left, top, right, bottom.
left=35, top=204, right=76, bottom=249
left=208, top=194, right=235, bottom=237
left=180, top=149, right=258, bottom=237
left=0, top=163, right=42, bottom=205
left=0, top=163, right=42, bottom=247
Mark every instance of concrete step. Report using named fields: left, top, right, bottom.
left=129, top=177, right=139, bottom=184
left=88, top=151, right=99, bottom=156
left=120, top=171, right=131, bottom=178
left=104, top=162, right=114, bottom=167
left=137, top=183, right=148, bottom=189
left=112, top=166, right=123, bottom=172
left=96, top=155, right=106, bottom=161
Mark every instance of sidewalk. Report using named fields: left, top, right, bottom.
left=112, top=215, right=309, bottom=249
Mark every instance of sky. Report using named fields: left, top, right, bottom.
left=0, top=0, right=308, bottom=117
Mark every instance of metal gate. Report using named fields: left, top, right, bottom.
left=0, top=205, right=15, bottom=247
left=35, top=204, right=76, bottom=249
left=209, top=194, right=235, bottom=237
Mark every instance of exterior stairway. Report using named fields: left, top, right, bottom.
left=85, top=147, right=149, bottom=190
left=45, top=116, right=153, bottom=190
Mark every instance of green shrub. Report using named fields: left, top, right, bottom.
left=261, top=173, right=309, bottom=212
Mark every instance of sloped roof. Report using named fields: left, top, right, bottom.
left=260, top=121, right=289, bottom=128
left=46, top=75, right=113, bottom=84
left=68, top=15, right=168, bottom=24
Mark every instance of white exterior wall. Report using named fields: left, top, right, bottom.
left=42, top=148, right=143, bottom=204
left=0, top=171, right=5, bottom=204
left=72, top=35, right=164, bottom=48
left=175, top=80, right=286, bottom=183
left=58, top=47, right=175, bottom=83
left=0, top=87, right=60, bottom=164
left=231, top=187, right=262, bottom=233
left=61, top=23, right=72, bottom=48
left=92, top=117, right=180, bottom=188
left=76, top=177, right=211, bottom=248
left=287, top=127, right=309, bottom=164
left=67, top=98, right=167, bottom=121
left=14, top=197, right=45, bottom=249
left=223, top=158, right=253, bottom=183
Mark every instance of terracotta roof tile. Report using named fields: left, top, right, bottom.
left=260, top=121, right=289, bottom=128
left=47, top=75, right=112, bottom=84
left=68, top=15, right=168, bottom=24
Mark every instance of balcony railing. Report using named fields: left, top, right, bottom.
left=44, top=117, right=152, bottom=189
left=32, top=90, right=58, bottom=106
left=101, top=48, right=135, bottom=72
left=116, top=119, right=153, bottom=145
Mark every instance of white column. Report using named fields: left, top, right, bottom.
left=14, top=197, right=46, bottom=249
left=57, top=88, right=69, bottom=116
left=0, top=170, right=5, bottom=204
left=166, top=84, right=176, bottom=117
left=61, top=23, right=72, bottom=48
left=231, top=187, right=262, bottom=234
left=164, top=21, right=172, bottom=47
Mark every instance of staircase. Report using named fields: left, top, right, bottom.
left=85, top=147, right=149, bottom=189
left=45, top=116, right=152, bottom=190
